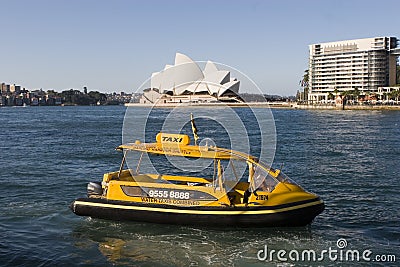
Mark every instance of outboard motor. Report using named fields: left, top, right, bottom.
left=87, top=182, right=103, bottom=197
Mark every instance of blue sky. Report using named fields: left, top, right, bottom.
left=1, top=0, right=399, bottom=95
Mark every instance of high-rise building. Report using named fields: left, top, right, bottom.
left=14, top=85, right=21, bottom=94
left=308, top=36, right=399, bottom=102
left=0, top=83, right=6, bottom=94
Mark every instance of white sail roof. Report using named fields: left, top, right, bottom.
left=150, top=53, right=239, bottom=97
left=203, top=60, right=219, bottom=76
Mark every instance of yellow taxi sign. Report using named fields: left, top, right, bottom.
left=156, top=133, right=191, bottom=145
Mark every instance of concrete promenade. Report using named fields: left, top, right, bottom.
left=292, top=103, right=400, bottom=110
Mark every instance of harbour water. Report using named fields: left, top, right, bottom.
left=0, top=106, right=399, bottom=266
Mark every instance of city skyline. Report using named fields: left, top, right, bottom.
left=1, top=0, right=399, bottom=95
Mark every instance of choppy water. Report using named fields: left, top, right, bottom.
left=0, top=106, right=399, bottom=266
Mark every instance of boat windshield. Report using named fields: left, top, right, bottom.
left=276, top=171, right=299, bottom=186
left=251, top=161, right=301, bottom=192
left=252, top=165, right=279, bottom=193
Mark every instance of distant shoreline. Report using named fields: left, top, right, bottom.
left=2, top=102, right=400, bottom=110
left=124, top=102, right=293, bottom=108
left=124, top=102, right=400, bottom=110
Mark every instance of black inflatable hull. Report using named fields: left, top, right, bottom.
left=70, top=197, right=324, bottom=227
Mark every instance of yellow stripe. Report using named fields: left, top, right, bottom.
left=74, top=200, right=323, bottom=215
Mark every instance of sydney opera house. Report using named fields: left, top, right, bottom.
left=139, top=53, right=243, bottom=105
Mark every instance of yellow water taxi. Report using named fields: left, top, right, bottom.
left=71, top=131, right=324, bottom=227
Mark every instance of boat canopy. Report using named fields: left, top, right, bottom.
left=117, top=133, right=258, bottom=162
left=116, top=133, right=286, bottom=191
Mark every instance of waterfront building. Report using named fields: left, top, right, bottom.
left=15, top=97, right=23, bottom=106
left=14, top=85, right=21, bottom=95
left=31, top=97, right=39, bottom=106
left=1, top=83, right=7, bottom=94
left=377, top=86, right=400, bottom=101
left=308, top=36, right=399, bottom=103
left=7, top=95, right=15, bottom=106
left=139, top=53, right=242, bottom=104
